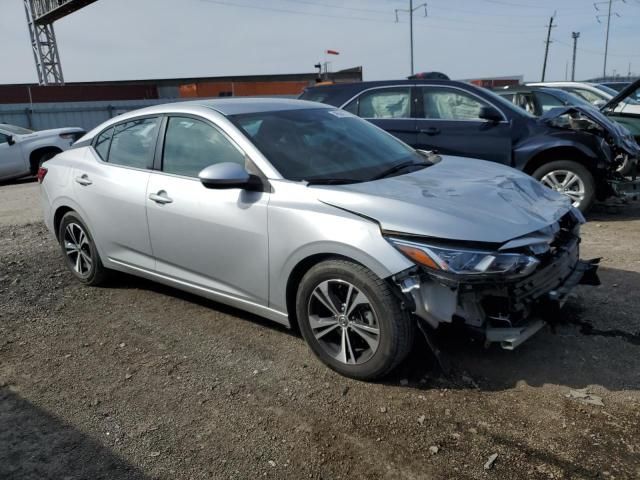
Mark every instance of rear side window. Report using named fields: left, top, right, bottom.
left=345, top=88, right=411, bottom=119
left=94, top=127, right=113, bottom=160
left=107, top=117, right=159, bottom=169
left=0, top=133, right=9, bottom=145
left=162, top=116, right=245, bottom=178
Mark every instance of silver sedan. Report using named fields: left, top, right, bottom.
left=39, top=99, right=598, bottom=380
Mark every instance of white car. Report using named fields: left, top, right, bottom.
left=527, top=81, right=640, bottom=115
left=0, top=123, right=85, bottom=182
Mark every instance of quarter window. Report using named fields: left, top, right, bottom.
left=162, top=116, right=245, bottom=178
left=346, top=88, right=411, bottom=119
left=107, top=117, right=159, bottom=169
left=94, top=127, right=113, bottom=161
left=421, top=87, right=493, bottom=121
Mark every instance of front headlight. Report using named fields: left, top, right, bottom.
left=387, top=238, right=539, bottom=278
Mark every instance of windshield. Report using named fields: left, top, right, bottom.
left=0, top=124, right=33, bottom=135
left=231, top=108, right=426, bottom=183
left=592, top=84, right=619, bottom=97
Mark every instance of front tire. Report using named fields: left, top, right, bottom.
left=58, top=212, right=108, bottom=286
left=296, top=259, right=414, bottom=380
left=532, top=160, right=595, bottom=213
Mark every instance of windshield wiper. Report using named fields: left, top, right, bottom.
left=305, top=178, right=362, bottom=185
left=370, top=160, right=430, bottom=181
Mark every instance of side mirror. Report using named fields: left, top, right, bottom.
left=478, top=106, right=503, bottom=123
left=198, top=162, right=263, bottom=191
left=7, top=135, right=15, bottom=146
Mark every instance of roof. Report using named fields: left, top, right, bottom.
left=192, top=97, right=332, bottom=115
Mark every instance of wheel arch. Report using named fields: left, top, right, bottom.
left=29, top=146, right=63, bottom=174
left=521, top=146, right=598, bottom=176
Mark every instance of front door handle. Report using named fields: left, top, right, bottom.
left=149, top=190, right=173, bottom=204
left=75, top=174, right=92, bottom=186
left=419, top=127, right=441, bottom=136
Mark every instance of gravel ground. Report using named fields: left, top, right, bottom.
left=0, top=184, right=639, bottom=479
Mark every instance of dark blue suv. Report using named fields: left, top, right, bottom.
left=300, top=80, right=640, bottom=211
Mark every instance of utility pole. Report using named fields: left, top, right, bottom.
left=603, top=0, right=613, bottom=78
left=571, top=32, right=580, bottom=81
left=541, top=13, right=556, bottom=82
left=395, top=1, right=427, bottom=76
left=595, top=0, right=622, bottom=79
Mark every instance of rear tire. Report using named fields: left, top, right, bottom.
left=296, top=259, right=414, bottom=380
left=532, top=160, right=595, bottom=213
left=58, top=212, right=109, bottom=286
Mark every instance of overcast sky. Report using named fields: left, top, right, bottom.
left=1, top=0, right=639, bottom=85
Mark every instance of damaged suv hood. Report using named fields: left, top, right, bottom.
left=314, top=156, right=572, bottom=244
left=540, top=105, right=640, bottom=157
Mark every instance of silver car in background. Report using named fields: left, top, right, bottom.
left=39, top=99, right=599, bottom=380
left=0, top=123, right=85, bottom=182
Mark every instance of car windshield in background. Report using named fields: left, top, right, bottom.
left=482, top=89, right=536, bottom=118
left=1, top=124, right=34, bottom=135
left=231, top=108, right=428, bottom=183
left=595, top=83, right=639, bottom=105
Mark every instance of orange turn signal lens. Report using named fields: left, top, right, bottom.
left=396, top=244, right=441, bottom=270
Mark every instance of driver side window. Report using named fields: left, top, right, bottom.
left=421, top=87, right=492, bottom=120
left=162, top=117, right=245, bottom=178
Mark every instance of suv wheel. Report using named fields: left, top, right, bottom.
left=296, top=259, right=414, bottom=380
left=58, top=212, right=109, bottom=286
left=533, top=160, right=595, bottom=212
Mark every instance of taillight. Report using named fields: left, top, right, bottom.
left=37, top=167, right=48, bottom=183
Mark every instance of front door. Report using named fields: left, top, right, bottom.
left=415, top=86, right=512, bottom=165
left=343, top=86, right=417, bottom=146
left=146, top=115, right=269, bottom=305
left=0, top=132, right=26, bottom=180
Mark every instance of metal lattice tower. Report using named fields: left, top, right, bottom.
left=23, top=0, right=98, bottom=85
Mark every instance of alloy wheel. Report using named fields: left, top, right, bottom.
left=307, top=279, right=380, bottom=365
left=63, top=222, right=93, bottom=276
left=540, top=169, right=586, bottom=208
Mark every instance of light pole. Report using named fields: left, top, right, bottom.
left=571, top=32, right=580, bottom=81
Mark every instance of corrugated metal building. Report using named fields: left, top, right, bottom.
left=0, top=68, right=363, bottom=130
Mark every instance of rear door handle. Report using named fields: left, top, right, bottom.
left=75, top=174, right=92, bottom=186
left=149, top=190, right=173, bottom=204
left=419, top=127, right=441, bottom=136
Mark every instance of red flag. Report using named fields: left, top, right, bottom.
left=326, top=50, right=340, bottom=55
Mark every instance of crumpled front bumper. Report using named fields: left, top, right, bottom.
left=397, top=239, right=600, bottom=350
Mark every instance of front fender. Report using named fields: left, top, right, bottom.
left=514, top=135, right=602, bottom=172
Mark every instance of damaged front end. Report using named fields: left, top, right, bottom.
left=389, top=208, right=600, bottom=349
left=542, top=106, right=640, bottom=201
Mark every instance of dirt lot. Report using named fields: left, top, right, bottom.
left=1, top=181, right=639, bottom=479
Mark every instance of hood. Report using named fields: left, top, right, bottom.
left=313, top=156, right=572, bottom=244
left=601, top=78, right=640, bottom=112
left=540, top=105, right=640, bottom=157
left=17, top=127, right=84, bottom=139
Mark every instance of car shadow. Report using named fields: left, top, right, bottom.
left=0, top=177, right=37, bottom=187
left=108, top=272, right=297, bottom=338
left=106, top=264, right=640, bottom=394
left=389, top=265, right=640, bottom=392
left=588, top=201, right=640, bottom=222
left=0, top=388, right=148, bottom=480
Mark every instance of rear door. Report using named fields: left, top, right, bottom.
left=72, top=116, right=159, bottom=270
left=414, top=85, right=512, bottom=165
left=342, top=86, right=417, bottom=146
